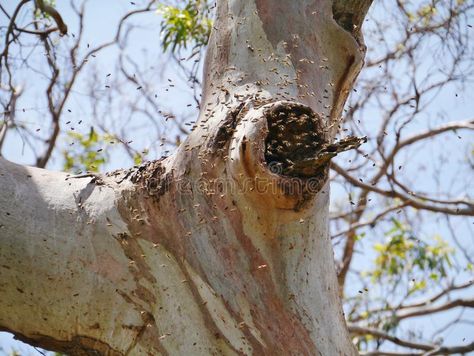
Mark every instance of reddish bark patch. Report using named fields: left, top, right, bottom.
left=218, top=200, right=318, bottom=355
left=88, top=250, right=127, bottom=284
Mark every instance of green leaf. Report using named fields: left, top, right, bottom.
left=368, top=219, right=454, bottom=286
left=156, top=0, right=213, bottom=54
left=62, top=127, right=110, bottom=173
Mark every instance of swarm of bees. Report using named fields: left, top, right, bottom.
left=264, top=106, right=327, bottom=177
left=264, top=105, right=367, bottom=178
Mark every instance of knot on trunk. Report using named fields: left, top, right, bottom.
left=218, top=101, right=366, bottom=210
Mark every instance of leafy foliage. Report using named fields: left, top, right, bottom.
left=370, top=219, right=453, bottom=291
left=63, top=128, right=110, bottom=173
left=157, top=0, right=212, bottom=53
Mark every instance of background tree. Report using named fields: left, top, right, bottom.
left=1, top=0, right=473, bottom=355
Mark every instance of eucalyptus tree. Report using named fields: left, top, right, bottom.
left=1, top=0, right=473, bottom=355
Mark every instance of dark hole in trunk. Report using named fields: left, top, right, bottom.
left=264, top=104, right=327, bottom=178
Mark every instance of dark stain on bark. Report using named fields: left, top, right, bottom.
left=0, top=325, right=122, bottom=356
left=332, top=0, right=374, bottom=42
left=329, top=54, right=356, bottom=123
left=125, top=310, right=169, bottom=356
left=210, top=102, right=246, bottom=154
left=129, top=160, right=172, bottom=200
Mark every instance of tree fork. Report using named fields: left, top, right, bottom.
left=0, top=0, right=372, bottom=354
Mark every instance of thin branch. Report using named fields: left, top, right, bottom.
left=361, top=343, right=474, bottom=356
left=396, top=298, right=474, bottom=321
left=349, top=324, right=434, bottom=351
left=331, top=203, right=408, bottom=239
left=331, top=162, right=474, bottom=216
left=350, top=280, right=474, bottom=323
left=34, top=0, right=67, bottom=35
left=422, top=342, right=474, bottom=355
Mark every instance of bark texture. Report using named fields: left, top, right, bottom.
left=0, top=0, right=371, bottom=354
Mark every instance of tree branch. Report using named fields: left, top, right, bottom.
left=396, top=298, right=474, bottom=321
left=331, top=162, right=474, bottom=216
left=348, top=324, right=434, bottom=351
left=34, top=0, right=67, bottom=35
left=350, top=280, right=474, bottom=322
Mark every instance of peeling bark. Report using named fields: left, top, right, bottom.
left=0, top=0, right=372, bottom=354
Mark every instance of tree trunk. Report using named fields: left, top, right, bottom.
left=0, top=0, right=372, bottom=354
